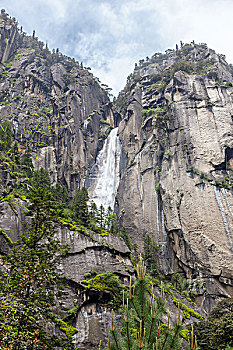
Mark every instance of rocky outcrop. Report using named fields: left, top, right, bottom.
left=115, top=44, right=233, bottom=311
left=58, top=229, right=133, bottom=349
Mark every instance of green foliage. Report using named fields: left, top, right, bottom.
left=106, top=258, right=198, bottom=350
left=83, top=268, right=97, bottom=278
left=89, top=200, right=98, bottom=226
left=0, top=122, right=27, bottom=204
left=97, top=204, right=105, bottom=229
left=142, top=107, right=166, bottom=119
left=164, top=288, right=202, bottom=320
left=19, top=147, right=34, bottom=178
left=33, top=106, right=51, bottom=119
left=82, top=271, right=123, bottom=310
left=3, top=61, right=13, bottom=69
left=105, top=206, right=120, bottom=235
left=120, top=226, right=132, bottom=250
left=72, top=187, right=90, bottom=225
left=30, top=168, right=70, bottom=205
left=52, top=182, right=69, bottom=205
left=0, top=228, right=13, bottom=245
left=186, top=166, right=233, bottom=190
left=170, top=273, right=202, bottom=301
left=193, top=298, right=233, bottom=349
left=100, top=118, right=111, bottom=125
left=170, top=61, right=195, bottom=76
left=83, top=200, right=131, bottom=243
left=81, top=271, right=121, bottom=294
left=0, top=120, right=12, bottom=151
left=0, top=187, right=77, bottom=349
left=48, top=313, right=78, bottom=340
left=31, top=168, right=51, bottom=189
left=141, top=107, right=171, bottom=131
left=143, top=235, right=159, bottom=277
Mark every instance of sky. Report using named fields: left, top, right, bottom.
left=1, top=0, right=233, bottom=95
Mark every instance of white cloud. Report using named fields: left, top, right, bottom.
left=1, top=0, right=233, bottom=94
left=92, top=56, right=135, bottom=95
left=45, top=0, right=67, bottom=20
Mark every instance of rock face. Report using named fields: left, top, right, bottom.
left=115, top=44, right=233, bottom=311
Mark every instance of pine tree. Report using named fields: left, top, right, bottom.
left=105, top=207, right=117, bottom=234
left=106, top=256, right=199, bottom=350
left=31, top=168, right=51, bottom=189
left=0, top=122, right=26, bottom=210
left=20, top=147, right=34, bottom=178
left=120, top=226, right=132, bottom=250
left=193, top=298, right=233, bottom=349
left=143, top=235, right=159, bottom=277
left=97, top=204, right=105, bottom=229
left=52, top=182, right=69, bottom=205
left=72, top=187, right=90, bottom=225
left=89, top=200, right=98, bottom=227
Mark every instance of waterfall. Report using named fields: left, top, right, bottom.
left=156, top=194, right=160, bottom=241
left=83, top=119, right=89, bottom=129
left=156, top=193, right=171, bottom=272
left=136, top=152, right=145, bottom=237
left=156, top=194, right=165, bottom=271
left=214, top=186, right=233, bottom=251
left=88, top=127, right=121, bottom=210
left=161, top=208, right=167, bottom=244
left=156, top=195, right=167, bottom=245
left=222, top=188, right=233, bottom=219
left=161, top=207, right=171, bottom=269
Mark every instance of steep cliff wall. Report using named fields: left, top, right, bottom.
left=115, top=44, right=233, bottom=311
left=0, top=11, right=116, bottom=196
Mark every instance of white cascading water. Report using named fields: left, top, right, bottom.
left=156, top=193, right=171, bottom=272
left=136, top=152, right=145, bottom=236
left=90, top=127, right=121, bottom=210
left=222, top=188, right=233, bottom=219
left=214, top=186, right=233, bottom=251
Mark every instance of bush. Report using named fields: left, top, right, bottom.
left=193, top=298, right=233, bottom=349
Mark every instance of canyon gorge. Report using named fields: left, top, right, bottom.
left=0, top=10, right=233, bottom=349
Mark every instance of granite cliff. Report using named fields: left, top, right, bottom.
left=115, top=44, right=233, bottom=312
left=0, top=10, right=233, bottom=349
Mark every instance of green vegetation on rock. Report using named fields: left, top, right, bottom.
left=106, top=257, right=200, bottom=350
